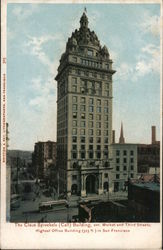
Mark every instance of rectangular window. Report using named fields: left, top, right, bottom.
left=73, top=112, right=77, bottom=119
left=89, top=129, right=93, bottom=136
left=81, top=113, right=85, bottom=119
left=81, top=152, right=85, bottom=159
left=89, top=114, right=93, bottom=120
left=131, top=165, right=134, bottom=170
left=97, top=137, right=101, bottom=143
left=130, top=150, right=134, bottom=155
left=104, top=100, right=108, bottom=106
left=116, top=158, right=120, bottom=163
left=89, top=121, right=93, bottom=128
left=88, top=50, right=93, bottom=56
left=116, top=150, right=120, bottom=156
left=72, top=77, right=77, bottom=84
left=104, top=138, right=108, bottom=143
left=80, top=137, right=85, bottom=143
left=104, top=107, right=108, bottom=113
left=131, top=173, right=134, bottom=178
left=104, top=123, right=108, bottom=129
left=97, top=145, right=101, bottom=150
left=72, top=129, right=77, bottom=135
left=73, top=120, right=77, bottom=127
left=80, top=87, right=85, bottom=94
left=80, top=129, right=85, bottom=135
left=123, top=165, right=127, bottom=171
left=131, top=158, right=134, bottom=163
left=96, top=114, right=101, bottom=120
left=116, top=174, right=119, bottom=179
left=81, top=145, right=85, bottom=150
left=104, top=173, right=108, bottom=178
left=96, top=122, right=101, bottom=128
left=104, top=115, right=108, bottom=121
left=96, top=130, right=101, bottom=136
left=104, top=130, right=108, bottom=136
left=72, top=136, right=77, bottom=143
left=97, top=99, right=101, bottom=106
left=89, top=98, right=93, bottom=104
left=123, top=150, right=127, bottom=156
left=89, top=137, right=93, bottom=143
left=105, top=91, right=109, bottom=97
left=72, top=86, right=77, bottom=92
left=89, top=145, right=93, bottom=150
left=89, top=106, right=94, bottom=112
left=73, top=104, right=77, bottom=111
left=73, top=96, right=77, bottom=103
left=80, top=105, right=85, bottom=111
left=89, top=152, right=93, bottom=159
left=123, top=158, right=127, bottom=163
left=81, top=121, right=85, bottom=127
left=97, top=107, right=101, bottom=113
left=72, top=145, right=77, bottom=150
left=72, top=152, right=77, bottom=159
left=96, top=152, right=101, bottom=159
left=116, top=166, right=120, bottom=171
left=81, top=97, right=85, bottom=103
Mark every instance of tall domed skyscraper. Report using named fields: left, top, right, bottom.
left=55, top=11, right=116, bottom=199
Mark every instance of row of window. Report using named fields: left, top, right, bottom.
left=116, top=150, right=134, bottom=156
left=72, top=136, right=109, bottom=144
left=72, top=85, right=109, bottom=96
left=72, top=144, right=109, bottom=150
left=116, top=158, right=134, bottom=163
left=72, top=96, right=109, bottom=106
left=72, top=128, right=109, bottom=136
left=73, top=112, right=109, bottom=121
left=72, top=151, right=106, bottom=159
left=116, top=165, right=134, bottom=171
left=72, top=104, right=109, bottom=113
left=73, top=120, right=109, bottom=129
left=69, top=64, right=112, bottom=80
left=80, top=59, right=109, bottom=70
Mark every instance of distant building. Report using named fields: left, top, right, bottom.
left=32, top=141, right=57, bottom=179
left=110, top=125, right=138, bottom=192
left=137, top=126, right=160, bottom=174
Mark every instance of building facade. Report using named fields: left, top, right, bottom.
left=137, top=126, right=160, bottom=174
left=111, top=143, right=138, bottom=192
left=32, top=141, right=57, bottom=179
left=56, top=12, right=116, bottom=198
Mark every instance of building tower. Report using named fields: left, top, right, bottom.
left=119, top=122, right=125, bottom=144
left=55, top=12, right=116, bottom=199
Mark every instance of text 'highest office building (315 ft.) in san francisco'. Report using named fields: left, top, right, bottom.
left=55, top=12, right=116, bottom=200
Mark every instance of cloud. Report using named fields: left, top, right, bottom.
left=24, top=34, right=63, bottom=74
left=115, top=62, right=133, bottom=81
left=135, top=44, right=160, bottom=76
left=139, top=11, right=160, bottom=37
left=116, top=43, right=160, bottom=82
left=12, top=4, right=39, bottom=21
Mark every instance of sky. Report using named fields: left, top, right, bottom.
left=7, top=3, right=161, bottom=151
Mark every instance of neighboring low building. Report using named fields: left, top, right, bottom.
left=137, top=126, right=160, bottom=174
left=110, top=124, right=138, bottom=192
left=128, top=175, right=160, bottom=222
left=32, top=141, right=57, bottom=180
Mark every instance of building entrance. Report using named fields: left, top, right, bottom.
left=86, top=175, right=96, bottom=194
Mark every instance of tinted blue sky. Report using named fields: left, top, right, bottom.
left=7, top=3, right=161, bottom=150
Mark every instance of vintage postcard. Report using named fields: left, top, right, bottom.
left=0, top=0, right=162, bottom=249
